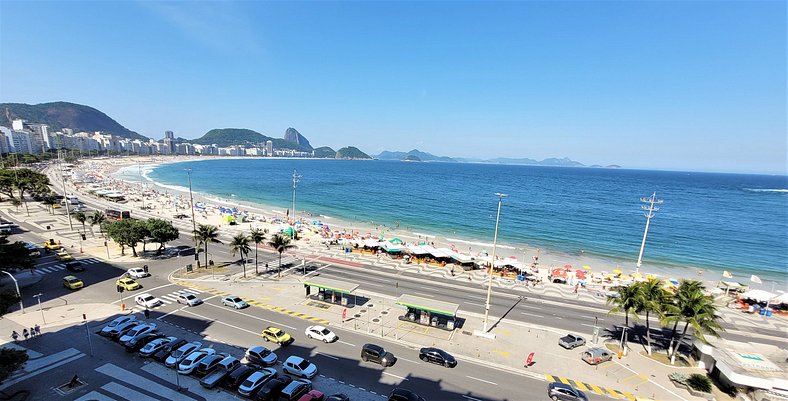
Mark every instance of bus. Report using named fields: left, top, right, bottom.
left=106, top=209, right=131, bottom=220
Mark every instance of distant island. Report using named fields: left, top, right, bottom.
left=376, top=149, right=595, bottom=168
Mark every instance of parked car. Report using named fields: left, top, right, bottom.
left=153, top=338, right=188, bottom=362
left=165, top=341, right=202, bottom=367
left=178, top=348, right=216, bottom=374
left=124, top=332, right=165, bottom=352
left=237, top=367, right=277, bottom=397
left=298, top=390, right=325, bottom=401
left=56, top=252, right=74, bottom=261
left=110, top=320, right=142, bottom=341
left=43, top=239, right=62, bottom=251
left=24, top=243, right=41, bottom=257
left=195, top=353, right=229, bottom=377
left=361, top=343, right=396, bottom=367
left=135, top=293, right=162, bottom=308
left=100, top=316, right=136, bottom=337
left=244, top=345, right=278, bottom=367
left=62, top=275, right=84, bottom=290
left=222, top=296, right=249, bottom=309
left=222, top=365, right=255, bottom=391
left=116, top=277, right=141, bottom=291
left=119, top=323, right=157, bottom=344
left=255, top=375, right=293, bottom=401
left=581, top=347, right=612, bottom=365
left=176, top=291, right=203, bottom=306
left=260, top=326, right=293, bottom=345
left=559, top=334, right=586, bottom=350
left=305, top=325, right=337, bottom=343
left=547, top=382, right=588, bottom=401
left=140, top=336, right=178, bottom=357
left=127, top=267, right=150, bottom=278
left=325, top=394, right=351, bottom=401
left=419, top=347, right=457, bottom=368
left=200, top=356, right=241, bottom=389
left=65, top=261, right=84, bottom=272
left=388, top=388, right=426, bottom=401
left=278, top=379, right=312, bottom=401
left=283, top=356, right=318, bottom=379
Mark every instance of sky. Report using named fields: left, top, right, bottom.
left=0, top=1, right=785, bottom=174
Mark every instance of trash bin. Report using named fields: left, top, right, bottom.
left=766, top=309, right=773, bottom=317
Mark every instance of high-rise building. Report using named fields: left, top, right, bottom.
left=165, top=130, right=174, bottom=139
left=266, top=140, right=273, bottom=156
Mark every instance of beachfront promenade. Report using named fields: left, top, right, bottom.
left=0, top=165, right=778, bottom=400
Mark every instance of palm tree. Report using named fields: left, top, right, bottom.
left=638, top=278, right=669, bottom=355
left=249, top=228, right=266, bottom=276
left=665, top=289, right=722, bottom=364
left=607, top=283, right=642, bottom=350
left=74, top=211, right=87, bottom=234
left=41, top=196, right=56, bottom=215
left=230, top=233, right=252, bottom=278
left=267, top=233, right=296, bottom=278
left=192, top=224, right=221, bottom=268
left=662, top=279, right=720, bottom=362
left=90, top=211, right=106, bottom=237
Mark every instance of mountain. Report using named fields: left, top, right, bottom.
left=0, top=101, right=146, bottom=140
left=313, top=146, right=336, bottom=158
left=454, top=156, right=587, bottom=167
left=283, top=127, right=313, bottom=150
left=484, top=157, right=540, bottom=165
left=376, top=149, right=455, bottom=162
left=538, top=157, right=584, bottom=167
left=336, top=146, right=371, bottom=159
left=402, top=155, right=422, bottom=162
left=191, top=128, right=310, bottom=151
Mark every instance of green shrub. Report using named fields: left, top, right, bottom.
left=669, top=372, right=688, bottom=384
left=687, top=374, right=712, bottom=393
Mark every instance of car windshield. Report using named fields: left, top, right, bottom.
left=185, top=295, right=195, bottom=300
left=259, top=348, right=271, bottom=357
left=143, top=296, right=153, bottom=301
left=242, top=378, right=255, bottom=387
left=232, top=297, right=242, bottom=302
left=297, top=360, right=310, bottom=369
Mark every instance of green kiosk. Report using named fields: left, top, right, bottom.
left=396, top=294, right=459, bottom=331
left=304, top=277, right=359, bottom=307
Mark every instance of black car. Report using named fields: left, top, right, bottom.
left=65, top=261, right=84, bottom=272
left=195, top=353, right=227, bottom=377
left=124, top=332, right=165, bottom=352
left=418, top=347, right=457, bottom=368
left=325, top=394, right=351, bottom=401
left=223, top=365, right=255, bottom=390
left=152, top=338, right=188, bottom=362
left=547, top=382, right=588, bottom=401
left=388, top=388, right=425, bottom=401
left=255, top=375, right=293, bottom=401
left=361, top=343, right=396, bottom=367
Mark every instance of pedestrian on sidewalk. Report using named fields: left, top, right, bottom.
left=34, top=324, right=40, bottom=336
left=22, top=328, right=29, bottom=340
left=11, top=330, right=19, bottom=342
left=144, top=308, right=150, bottom=320
left=29, top=327, right=36, bottom=338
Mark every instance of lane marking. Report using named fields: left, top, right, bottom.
left=157, top=306, right=186, bottom=320
left=179, top=309, right=261, bottom=336
left=382, top=372, right=408, bottom=381
left=463, top=396, right=483, bottom=401
left=465, top=376, right=497, bottom=385
left=111, top=283, right=175, bottom=304
left=317, top=353, right=338, bottom=360
left=203, top=301, right=297, bottom=330
left=464, top=301, right=485, bottom=307
left=101, top=382, right=158, bottom=401
left=398, top=357, right=419, bottom=364
left=337, top=340, right=356, bottom=347
left=520, top=312, right=544, bottom=318
left=581, top=315, right=603, bottom=320
left=412, top=292, right=434, bottom=298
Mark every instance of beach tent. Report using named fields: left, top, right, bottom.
left=740, top=289, right=777, bottom=303
left=770, top=292, right=788, bottom=305
left=282, top=226, right=296, bottom=238
left=389, top=238, right=404, bottom=244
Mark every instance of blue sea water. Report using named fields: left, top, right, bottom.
left=146, top=159, right=788, bottom=282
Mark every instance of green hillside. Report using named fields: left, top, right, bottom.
left=313, top=146, right=336, bottom=158
left=336, top=146, right=371, bottom=159
left=191, top=128, right=310, bottom=151
left=0, top=101, right=146, bottom=140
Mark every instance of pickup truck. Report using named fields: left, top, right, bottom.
left=558, top=334, right=586, bottom=349
left=200, top=356, right=241, bottom=389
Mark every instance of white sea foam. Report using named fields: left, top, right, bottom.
left=445, top=237, right=517, bottom=250
left=743, top=188, right=788, bottom=193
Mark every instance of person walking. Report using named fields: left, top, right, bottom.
left=11, top=330, right=19, bottom=342
left=30, top=327, right=36, bottom=338
left=34, top=324, right=41, bottom=336
left=22, top=328, right=29, bottom=340
left=143, top=308, right=150, bottom=320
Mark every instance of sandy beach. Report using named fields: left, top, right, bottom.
left=65, top=155, right=782, bottom=293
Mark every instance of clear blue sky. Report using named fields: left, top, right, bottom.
left=1, top=1, right=785, bottom=174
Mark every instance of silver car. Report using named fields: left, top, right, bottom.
left=176, top=292, right=203, bottom=306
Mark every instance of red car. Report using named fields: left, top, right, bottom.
left=298, top=390, right=325, bottom=401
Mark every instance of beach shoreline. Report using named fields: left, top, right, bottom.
left=79, top=155, right=784, bottom=291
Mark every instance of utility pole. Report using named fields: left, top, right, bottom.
left=291, top=170, right=301, bottom=225
left=59, top=150, right=74, bottom=230
left=185, top=168, right=197, bottom=233
left=475, top=193, right=508, bottom=340
left=636, top=192, right=662, bottom=273
left=0, top=270, right=24, bottom=313
left=139, top=162, right=145, bottom=210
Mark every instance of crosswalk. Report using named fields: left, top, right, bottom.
left=34, top=258, right=101, bottom=275
left=128, top=287, right=202, bottom=313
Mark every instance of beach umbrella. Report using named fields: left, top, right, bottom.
left=390, top=237, right=403, bottom=244
left=612, top=269, right=623, bottom=275
left=564, top=264, right=572, bottom=269
left=582, top=265, right=592, bottom=270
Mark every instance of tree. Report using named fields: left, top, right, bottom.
left=90, top=211, right=106, bottom=237
left=0, top=285, right=28, bottom=384
left=229, top=234, right=251, bottom=278
left=192, top=224, right=221, bottom=268
left=662, top=280, right=722, bottom=364
left=104, top=219, right=147, bottom=256
left=74, top=211, right=87, bottom=234
left=41, top=195, right=56, bottom=215
left=0, top=236, right=35, bottom=272
left=638, top=278, right=670, bottom=355
left=607, top=283, right=642, bottom=350
left=249, top=228, right=266, bottom=276
left=267, top=233, right=296, bottom=278
left=146, top=219, right=179, bottom=254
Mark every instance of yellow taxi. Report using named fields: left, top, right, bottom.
left=56, top=252, right=74, bottom=261
left=63, top=275, right=84, bottom=290
left=115, top=278, right=141, bottom=291
left=261, top=326, right=293, bottom=345
left=44, top=239, right=62, bottom=251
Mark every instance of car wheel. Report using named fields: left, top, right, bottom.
left=551, top=396, right=559, bottom=401
left=323, top=339, right=328, bottom=343
left=362, top=356, right=368, bottom=362
left=263, top=337, right=269, bottom=342
left=419, top=355, right=426, bottom=361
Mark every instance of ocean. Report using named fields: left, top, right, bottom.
left=130, top=159, right=787, bottom=284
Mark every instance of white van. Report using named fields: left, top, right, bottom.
left=60, top=196, right=80, bottom=206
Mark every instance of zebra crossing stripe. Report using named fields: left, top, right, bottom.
left=588, top=383, right=605, bottom=394
left=620, top=391, right=636, bottom=401
left=40, top=267, right=54, bottom=273
left=606, top=388, right=622, bottom=398
left=53, top=266, right=65, bottom=271
left=545, top=374, right=556, bottom=383
left=558, top=376, right=571, bottom=385
left=573, top=381, right=588, bottom=391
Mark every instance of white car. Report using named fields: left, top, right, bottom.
left=166, top=341, right=202, bottom=367
left=282, top=355, right=318, bottom=379
left=140, top=336, right=177, bottom=357
left=100, top=316, right=136, bottom=336
left=221, top=296, right=249, bottom=309
left=176, top=292, right=203, bottom=306
left=177, top=348, right=215, bottom=374
left=135, top=293, right=162, bottom=308
left=127, top=267, right=150, bottom=278
left=119, top=323, right=157, bottom=344
left=305, top=325, right=338, bottom=343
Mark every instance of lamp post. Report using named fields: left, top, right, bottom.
left=0, top=270, right=24, bottom=313
left=291, top=169, right=301, bottom=224
left=33, top=293, right=45, bottom=325
left=58, top=150, right=74, bottom=230
left=138, top=162, right=145, bottom=210
left=475, top=193, right=508, bottom=339
left=185, top=168, right=197, bottom=234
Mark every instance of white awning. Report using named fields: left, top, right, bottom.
left=770, top=292, right=788, bottom=304
left=740, top=289, right=777, bottom=303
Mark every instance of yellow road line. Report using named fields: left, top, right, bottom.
left=589, top=384, right=605, bottom=395
left=558, top=376, right=571, bottom=385
left=492, top=350, right=511, bottom=357
left=606, top=388, right=622, bottom=398
left=620, top=391, right=636, bottom=401
left=573, top=381, right=588, bottom=391
left=545, top=374, right=556, bottom=383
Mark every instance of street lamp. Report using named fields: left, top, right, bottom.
left=33, top=293, right=45, bottom=325
left=58, top=150, right=74, bottom=230
left=185, top=168, right=197, bottom=234
left=0, top=270, right=24, bottom=313
left=475, top=193, right=508, bottom=339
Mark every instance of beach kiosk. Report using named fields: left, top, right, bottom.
left=304, top=277, right=359, bottom=307
left=396, top=294, right=459, bottom=331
